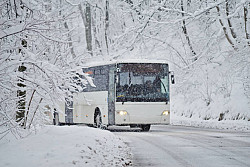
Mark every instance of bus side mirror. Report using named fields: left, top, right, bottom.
left=115, top=68, right=121, bottom=84
left=169, top=71, right=175, bottom=84
left=116, top=74, right=119, bottom=84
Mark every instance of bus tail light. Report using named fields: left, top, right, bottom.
left=162, top=110, right=169, bottom=116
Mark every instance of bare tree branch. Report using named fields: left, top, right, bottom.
left=216, top=6, right=237, bottom=50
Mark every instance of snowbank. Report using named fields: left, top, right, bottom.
left=0, top=126, right=132, bottom=167
left=171, top=114, right=250, bottom=132
left=171, top=78, right=250, bottom=132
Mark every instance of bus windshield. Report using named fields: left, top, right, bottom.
left=116, top=63, right=169, bottom=102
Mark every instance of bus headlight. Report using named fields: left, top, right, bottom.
left=162, top=110, right=169, bottom=116
left=117, top=110, right=128, bottom=116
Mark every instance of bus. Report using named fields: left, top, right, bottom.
left=54, top=60, right=174, bottom=131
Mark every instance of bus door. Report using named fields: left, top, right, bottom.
left=65, top=98, right=73, bottom=124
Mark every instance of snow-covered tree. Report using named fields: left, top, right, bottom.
left=0, top=0, right=89, bottom=138
left=1, top=0, right=249, bottom=140
left=108, top=0, right=250, bottom=121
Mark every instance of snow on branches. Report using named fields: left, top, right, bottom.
left=0, top=0, right=89, bottom=139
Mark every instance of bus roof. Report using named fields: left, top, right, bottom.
left=82, top=59, right=169, bottom=68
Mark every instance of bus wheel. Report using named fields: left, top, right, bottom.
left=94, top=109, right=102, bottom=128
left=141, top=124, right=151, bottom=131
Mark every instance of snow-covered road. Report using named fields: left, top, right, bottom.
left=113, top=125, right=250, bottom=167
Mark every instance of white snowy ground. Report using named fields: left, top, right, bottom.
left=171, top=114, right=250, bottom=132
left=0, top=126, right=132, bottom=167
left=1, top=118, right=249, bottom=167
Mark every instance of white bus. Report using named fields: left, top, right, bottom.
left=54, top=60, right=174, bottom=131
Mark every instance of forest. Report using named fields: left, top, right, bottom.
left=0, top=0, right=249, bottom=138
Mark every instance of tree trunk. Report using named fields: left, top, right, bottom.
left=216, top=6, right=236, bottom=50
left=24, top=89, right=36, bottom=128
left=85, top=3, right=93, bottom=56
left=28, top=98, right=43, bottom=129
left=16, top=65, right=26, bottom=127
left=243, top=5, right=249, bottom=46
left=225, top=0, right=237, bottom=39
left=105, top=0, right=109, bottom=55
left=64, top=22, right=76, bottom=58
left=92, top=7, right=102, bottom=55
left=180, top=0, right=197, bottom=61
left=78, top=3, right=93, bottom=56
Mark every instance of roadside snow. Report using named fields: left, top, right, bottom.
left=0, top=126, right=132, bottom=167
left=171, top=114, right=250, bottom=132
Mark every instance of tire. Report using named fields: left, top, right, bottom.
left=141, top=124, right=151, bottom=131
left=94, top=110, right=102, bottom=128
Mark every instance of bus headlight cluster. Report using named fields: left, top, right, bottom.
left=162, top=110, right=169, bottom=116
left=117, top=110, right=128, bottom=116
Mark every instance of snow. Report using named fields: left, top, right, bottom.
left=170, top=79, right=250, bottom=132
left=171, top=114, right=250, bottom=132
left=0, top=126, right=132, bottom=167
left=81, top=58, right=171, bottom=68
left=115, top=125, right=250, bottom=167
left=0, top=22, right=26, bottom=39
left=1, top=0, right=250, bottom=165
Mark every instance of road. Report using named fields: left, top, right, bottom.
left=111, top=125, right=250, bottom=167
